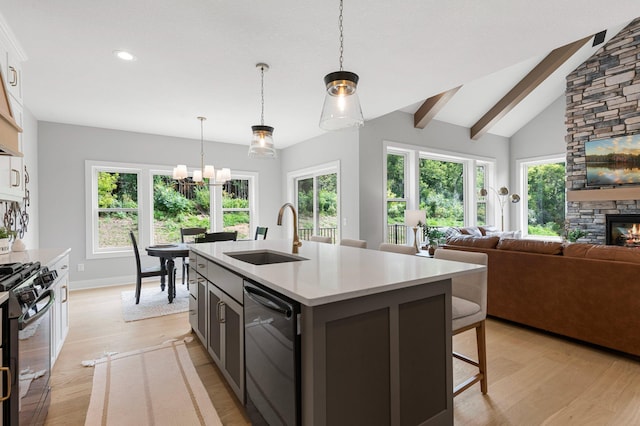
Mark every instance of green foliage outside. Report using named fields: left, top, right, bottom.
left=297, top=174, right=337, bottom=230
left=98, top=173, right=252, bottom=246
left=526, top=163, right=566, bottom=237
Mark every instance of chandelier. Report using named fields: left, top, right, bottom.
left=319, top=0, right=364, bottom=131
left=249, top=63, right=276, bottom=158
left=173, top=116, right=231, bottom=185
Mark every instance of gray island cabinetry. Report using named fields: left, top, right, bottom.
left=190, top=240, right=485, bottom=426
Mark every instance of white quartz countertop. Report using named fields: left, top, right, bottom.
left=0, top=248, right=70, bottom=268
left=189, top=240, right=485, bottom=306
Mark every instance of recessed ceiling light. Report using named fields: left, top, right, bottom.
left=113, top=50, right=136, bottom=61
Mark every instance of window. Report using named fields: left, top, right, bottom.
left=517, top=156, right=566, bottom=238
left=386, top=151, right=407, bottom=244
left=384, top=144, right=494, bottom=239
left=87, top=163, right=141, bottom=257
left=419, top=157, right=464, bottom=227
left=288, top=162, right=340, bottom=243
left=87, top=161, right=259, bottom=258
left=152, top=173, right=210, bottom=244
left=476, top=164, right=487, bottom=225
left=222, top=179, right=251, bottom=240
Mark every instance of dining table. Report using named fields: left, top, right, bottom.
left=145, top=243, right=190, bottom=303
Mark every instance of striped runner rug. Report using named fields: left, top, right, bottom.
left=85, top=339, right=222, bottom=426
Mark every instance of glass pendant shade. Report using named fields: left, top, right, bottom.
left=248, top=125, right=276, bottom=159
left=319, top=71, right=364, bottom=131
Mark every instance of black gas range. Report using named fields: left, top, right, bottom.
left=0, top=261, right=58, bottom=426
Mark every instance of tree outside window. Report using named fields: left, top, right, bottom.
left=296, top=173, right=338, bottom=242
left=151, top=174, right=210, bottom=244
left=386, top=153, right=407, bottom=244
left=419, top=158, right=464, bottom=227
left=223, top=179, right=251, bottom=240
left=526, top=162, right=566, bottom=237
left=97, top=171, right=138, bottom=249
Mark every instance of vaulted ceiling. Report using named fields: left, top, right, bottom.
left=1, top=1, right=639, bottom=148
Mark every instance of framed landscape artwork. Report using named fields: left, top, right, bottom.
left=585, top=134, right=640, bottom=187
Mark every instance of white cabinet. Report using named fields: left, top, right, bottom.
left=0, top=32, right=24, bottom=202
left=5, top=50, right=22, bottom=105
left=49, top=253, right=70, bottom=366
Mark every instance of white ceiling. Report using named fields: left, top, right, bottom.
left=1, top=1, right=639, bottom=148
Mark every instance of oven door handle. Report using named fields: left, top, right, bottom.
left=19, top=289, right=55, bottom=328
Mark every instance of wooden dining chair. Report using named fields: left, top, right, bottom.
left=196, top=231, right=238, bottom=243
left=180, top=227, right=206, bottom=285
left=129, top=231, right=168, bottom=304
left=254, top=226, right=268, bottom=240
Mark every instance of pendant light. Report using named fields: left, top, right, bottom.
left=319, top=0, right=364, bottom=131
left=249, top=63, right=276, bottom=159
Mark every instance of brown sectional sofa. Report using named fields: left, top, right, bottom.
left=444, top=236, right=640, bottom=357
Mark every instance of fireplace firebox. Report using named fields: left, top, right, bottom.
left=606, top=214, right=640, bottom=246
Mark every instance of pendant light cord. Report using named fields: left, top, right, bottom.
left=260, top=66, right=265, bottom=125
left=199, top=116, right=205, bottom=172
left=338, top=0, right=344, bottom=71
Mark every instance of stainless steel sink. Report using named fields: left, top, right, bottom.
left=224, top=250, right=307, bottom=265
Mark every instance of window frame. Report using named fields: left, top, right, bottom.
left=218, top=171, right=258, bottom=239
left=516, top=153, right=566, bottom=240
left=286, top=161, right=341, bottom=242
left=85, top=161, right=144, bottom=259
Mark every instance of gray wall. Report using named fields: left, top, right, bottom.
left=510, top=96, right=567, bottom=160
left=358, top=111, right=511, bottom=249
left=279, top=130, right=360, bottom=239
left=38, top=122, right=281, bottom=287
left=20, top=107, right=39, bottom=250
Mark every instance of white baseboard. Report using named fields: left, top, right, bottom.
left=70, top=273, right=185, bottom=291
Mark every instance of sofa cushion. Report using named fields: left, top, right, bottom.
left=479, top=225, right=499, bottom=235
left=446, top=235, right=500, bottom=249
left=562, top=243, right=593, bottom=258
left=496, top=238, right=563, bottom=255
left=486, top=230, right=522, bottom=239
left=459, top=226, right=483, bottom=237
left=564, top=243, right=640, bottom=264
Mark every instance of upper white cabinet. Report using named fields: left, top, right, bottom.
left=0, top=17, right=26, bottom=202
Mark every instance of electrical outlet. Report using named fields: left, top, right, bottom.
left=77, top=263, right=84, bottom=272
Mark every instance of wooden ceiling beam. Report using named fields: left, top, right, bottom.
left=470, top=35, right=592, bottom=140
left=414, top=86, right=462, bottom=129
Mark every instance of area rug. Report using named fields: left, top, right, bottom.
left=85, top=339, right=222, bottom=426
left=121, top=284, right=189, bottom=322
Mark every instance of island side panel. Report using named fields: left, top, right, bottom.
left=301, top=279, right=452, bottom=426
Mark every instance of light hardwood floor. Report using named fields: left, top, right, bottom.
left=45, top=281, right=640, bottom=425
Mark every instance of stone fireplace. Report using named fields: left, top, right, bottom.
left=565, top=17, right=640, bottom=244
left=606, top=214, right=640, bottom=246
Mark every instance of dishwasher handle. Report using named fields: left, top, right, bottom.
left=244, top=284, right=293, bottom=320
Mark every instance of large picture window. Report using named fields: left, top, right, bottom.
left=87, top=161, right=259, bottom=258
left=419, top=157, right=464, bottom=227
left=384, top=144, right=494, bottom=241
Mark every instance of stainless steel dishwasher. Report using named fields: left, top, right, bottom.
left=243, top=280, right=301, bottom=426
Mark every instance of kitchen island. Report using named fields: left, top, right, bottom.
left=189, top=239, right=485, bottom=426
